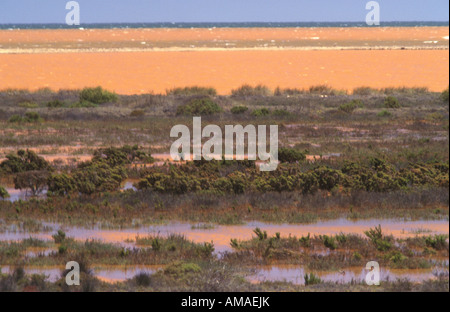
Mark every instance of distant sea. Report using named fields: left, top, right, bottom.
left=0, top=21, right=448, bottom=30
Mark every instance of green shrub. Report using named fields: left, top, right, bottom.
left=7, top=112, right=42, bottom=123
left=230, top=106, right=249, bottom=114
left=339, top=99, right=363, bottom=114
left=251, top=108, right=270, bottom=117
left=58, top=245, right=68, bottom=254
left=299, top=233, right=311, bottom=247
left=230, top=239, right=240, bottom=249
left=304, top=273, right=322, bottom=286
left=353, top=86, right=377, bottom=95
left=14, top=170, right=49, bottom=196
left=0, top=186, right=10, bottom=199
left=152, top=238, right=162, bottom=251
left=18, top=101, right=38, bottom=108
left=377, top=109, right=392, bottom=118
left=0, top=150, right=50, bottom=174
left=321, top=235, right=337, bottom=250
left=52, top=230, right=66, bottom=243
left=273, top=109, right=290, bottom=116
left=425, top=235, right=448, bottom=250
left=231, top=84, right=272, bottom=97
left=384, top=96, right=400, bottom=108
left=176, top=97, right=222, bottom=116
left=441, top=87, right=449, bottom=102
left=309, top=85, right=333, bottom=94
left=24, top=112, right=42, bottom=122
left=309, top=85, right=347, bottom=95
left=46, top=100, right=65, bottom=108
left=166, top=86, right=217, bottom=96
left=134, top=272, right=152, bottom=287
left=8, top=115, right=23, bottom=123
left=130, top=109, right=146, bottom=117
left=163, top=262, right=201, bottom=278
left=278, top=148, right=306, bottom=163
left=253, top=228, right=268, bottom=240
left=47, top=173, right=76, bottom=196
left=274, top=87, right=306, bottom=96
left=79, top=86, right=118, bottom=104
left=365, top=225, right=392, bottom=251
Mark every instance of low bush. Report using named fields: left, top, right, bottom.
left=79, top=86, right=118, bottom=104
left=441, top=87, right=449, bottom=102
left=130, top=109, right=146, bottom=117
left=251, top=108, right=270, bottom=117
left=384, top=96, right=400, bottom=109
left=166, top=86, right=217, bottom=96
left=377, top=110, right=392, bottom=118
left=339, top=100, right=363, bottom=114
left=231, top=84, right=272, bottom=97
left=278, top=148, right=306, bottom=163
left=18, top=101, right=38, bottom=108
left=0, top=186, right=10, bottom=199
left=230, top=106, right=249, bottom=114
left=176, top=97, right=222, bottom=116
left=46, top=100, right=65, bottom=108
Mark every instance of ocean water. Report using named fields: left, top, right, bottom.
left=0, top=21, right=448, bottom=30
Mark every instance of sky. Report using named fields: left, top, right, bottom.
left=0, top=0, right=449, bottom=24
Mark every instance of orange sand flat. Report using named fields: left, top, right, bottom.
left=0, top=49, right=448, bottom=94
left=1, top=27, right=448, bottom=44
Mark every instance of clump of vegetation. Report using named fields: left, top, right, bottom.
left=14, top=170, right=50, bottom=196
left=273, top=109, right=290, bottom=117
left=384, top=96, right=400, bottom=109
left=166, top=86, right=217, bottom=97
left=8, top=114, right=23, bottom=123
left=353, top=86, right=378, bottom=96
left=321, top=235, right=337, bottom=250
left=52, top=230, right=66, bottom=243
left=176, top=97, right=222, bottom=116
left=0, top=149, right=50, bottom=174
left=299, top=234, right=311, bottom=247
left=381, top=87, right=429, bottom=95
left=278, top=148, right=307, bottom=163
left=79, top=86, right=118, bottom=105
left=231, top=84, right=272, bottom=97
left=441, top=87, right=449, bottom=102
left=309, top=85, right=346, bottom=95
left=253, top=228, right=268, bottom=240
left=364, top=225, right=392, bottom=251
left=425, top=235, right=448, bottom=251
left=230, top=106, right=249, bottom=114
left=377, top=109, right=392, bottom=118
left=304, top=273, right=322, bottom=286
left=46, top=100, right=65, bottom=108
left=0, top=186, right=10, bottom=199
left=130, top=109, right=145, bottom=117
left=133, top=272, right=152, bottom=287
left=274, top=87, right=306, bottom=96
left=8, top=112, right=43, bottom=123
left=251, top=108, right=270, bottom=117
left=339, top=99, right=363, bottom=114
left=18, top=101, right=38, bottom=108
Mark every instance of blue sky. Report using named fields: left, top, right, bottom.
left=0, top=0, right=448, bottom=24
